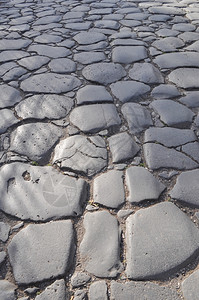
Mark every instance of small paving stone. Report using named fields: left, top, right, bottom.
left=179, top=92, right=199, bottom=108
left=18, top=56, right=50, bottom=71
left=0, top=50, right=29, bottom=62
left=73, top=32, right=106, bottom=44
left=112, top=46, right=147, bottom=63
left=0, top=109, right=19, bottom=134
left=0, top=252, right=6, bottom=265
left=110, top=81, right=150, bottom=103
left=48, top=58, right=76, bottom=73
left=0, top=280, right=17, bottom=300
left=159, top=171, right=178, bottom=180
left=117, top=209, right=134, bottom=219
left=169, top=68, right=199, bottom=89
left=126, top=202, right=199, bottom=279
left=144, top=143, right=198, bottom=170
left=93, top=170, right=125, bottom=208
left=71, top=272, right=91, bottom=288
left=182, top=269, right=199, bottom=300
left=74, top=290, right=87, bottom=300
left=0, top=38, right=31, bottom=50
left=0, top=84, right=22, bottom=108
left=0, top=162, right=87, bottom=220
left=186, top=40, right=199, bottom=52
left=34, top=34, right=63, bottom=44
left=8, top=220, right=74, bottom=284
left=122, top=103, right=153, bottom=134
left=151, top=84, right=180, bottom=99
left=10, top=123, right=63, bottom=163
left=20, top=73, right=81, bottom=93
left=15, top=94, right=73, bottom=120
left=129, top=63, right=164, bottom=83
left=82, top=63, right=126, bottom=85
left=74, top=51, right=106, bottom=64
left=181, top=142, right=199, bottom=163
left=53, top=135, right=107, bottom=176
left=150, top=100, right=194, bottom=128
left=35, top=280, right=66, bottom=300
left=76, top=85, right=113, bottom=105
left=152, top=37, right=185, bottom=52
left=3, top=66, right=27, bottom=81
left=154, top=52, right=199, bottom=69
left=33, top=15, right=61, bottom=25
left=24, top=287, right=39, bottom=295
left=110, top=281, right=180, bottom=300
left=170, top=169, right=199, bottom=207
left=0, top=222, right=10, bottom=242
left=89, top=281, right=108, bottom=300
left=108, top=132, right=140, bottom=163
left=80, top=211, right=123, bottom=277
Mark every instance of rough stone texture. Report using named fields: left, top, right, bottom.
left=129, top=63, right=164, bottom=83
left=0, top=109, right=19, bottom=134
left=73, top=32, right=106, bottom=44
left=0, top=252, right=6, bottom=265
left=53, top=135, right=107, bottom=176
left=35, top=280, right=66, bottom=300
left=126, top=166, right=166, bottom=203
left=110, top=281, right=180, bottom=300
left=122, top=103, right=153, bottom=134
left=28, top=45, right=70, bottom=58
left=112, top=46, right=148, bottom=63
left=20, top=73, right=81, bottom=93
left=179, top=92, right=199, bottom=108
left=80, top=211, right=123, bottom=277
left=108, top=132, right=140, bottom=163
left=70, top=104, right=121, bottom=133
left=71, top=273, right=91, bottom=288
left=8, top=221, right=74, bottom=284
left=0, top=84, right=22, bottom=108
left=49, top=58, right=76, bottom=73
left=76, top=85, right=113, bottom=105
left=18, top=56, right=50, bottom=70
left=74, top=51, right=106, bottom=64
left=89, top=281, right=108, bottom=300
left=0, top=280, right=17, bottom=300
left=154, top=52, right=199, bottom=69
left=152, top=37, right=185, bottom=52
left=0, top=163, right=87, bottom=220
left=93, top=170, right=125, bottom=208
left=126, top=202, right=199, bottom=279
left=182, top=269, right=199, bottom=300
left=82, top=63, right=126, bottom=85
left=10, top=123, right=63, bottom=163
left=151, top=84, right=180, bottom=99
left=0, top=222, right=10, bottom=242
left=169, top=68, right=199, bottom=89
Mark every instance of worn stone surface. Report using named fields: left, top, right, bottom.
left=182, top=269, right=199, bottom=300
left=89, top=281, right=108, bottom=300
left=0, top=280, right=17, bottom=300
left=35, top=280, right=66, bottom=300
left=168, top=68, right=199, bottom=89
left=112, top=46, right=148, bottom=63
left=76, top=85, right=113, bottom=105
left=0, top=252, right=6, bottom=265
left=0, top=222, right=10, bottom=242
left=129, top=62, right=164, bottom=83
left=71, top=273, right=91, bottom=288
left=0, top=84, right=22, bottom=108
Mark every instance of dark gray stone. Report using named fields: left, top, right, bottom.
left=182, top=269, right=199, bottom=300
left=8, top=221, right=74, bottom=284
left=69, top=104, right=121, bottom=133
left=89, top=281, right=108, bottom=300
left=79, top=211, right=123, bottom=277
left=74, top=290, right=87, bottom=300
left=122, top=103, right=153, bottom=134
left=110, top=81, right=150, bottom=103
left=35, top=280, right=66, bottom=300
left=0, top=222, right=10, bottom=242
left=169, top=68, right=199, bottom=89
left=76, top=85, right=112, bottom=105
left=0, top=109, right=19, bottom=133
left=0, top=252, right=6, bottom=265
left=0, top=162, right=87, bottom=220
left=10, top=123, right=63, bottom=163
left=0, top=280, right=16, bottom=300
left=0, top=84, right=22, bottom=108
left=48, top=58, right=76, bottom=73
left=110, top=281, right=180, bottom=300
left=71, top=272, right=91, bottom=288
left=151, top=84, right=180, bottom=99
left=82, top=63, right=126, bottom=85
left=126, top=166, right=166, bottom=203
left=93, top=170, right=125, bottom=208
left=126, top=202, right=199, bottom=279
left=53, top=135, right=107, bottom=176
left=112, top=46, right=148, bottom=63
left=108, top=132, right=140, bottom=163
left=129, top=63, right=163, bottom=83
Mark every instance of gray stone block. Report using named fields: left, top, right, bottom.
left=89, top=281, right=108, bottom=300
left=182, top=269, right=199, bottom=300
left=112, top=46, right=148, bottom=63
left=169, top=68, right=199, bottom=89
left=76, top=85, right=112, bottom=105
left=0, top=222, right=10, bottom=242
left=35, top=280, right=66, bottom=300
left=129, top=62, right=164, bottom=83
left=0, top=280, right=16, bottom=300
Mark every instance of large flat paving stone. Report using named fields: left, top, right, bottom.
left=152, top=37, right=185, bottom=52
left=76, top=85, right=113, bottom=105
left=0, top=162, right=87, bottom=220
left=73, top=32, right=106, bottom=44
left=20, top=73, right=81, bottom=93
left=69, top=104, right=121, bottom=133
left=0, top=84, right=22, bottom=108
left=170, top=169, right=199, bottom=207
left=168, top=68, right=199, bottom=89
left=122, top=103, right=153, bottom=134
left=129, top=62, right=164, bottom=83
left=182, top=269, right=199, bottom=300
left=179, top=92, right=199, bottom=108
left=74, top=51, right=106, bottom=65
left=154, top=52, right=199, bottom=69
left=79, top=211, right=123, bottom=277
left=35, top=280, right=66, bottom=300
left=110, top=281, right=180, bottom=300
left=0, top=50, right=29, bottom=63
left=8, top=220, right=74, bottom=284
left=0, top=38, right=31, bottom=50
left=15, top=94, right=74, bottom=120
left=0, top=280, right=17, bottom=300
left=126, top=166, right=165, bottom=204
left=143, top=143, right=198, bottom=170
left=48, top=58, right=76, bottom=73
left=151, top=84, right=180, bottom=99
left=53, top=135, right=107, bottom=177
left=110, top=81, right=150, bottom=103
left=126, top=202, right=199, bottom=279
left=28, top=45, right=70, bottom=58
left=10, top=123, right=63, bottom=163
left=112, top=46, right=148, bottom=63
left=93, top=170, right=125, bottom=208
left=18, top=55, right=50, bottom=71
left=82, top=63, right=126, bottom=85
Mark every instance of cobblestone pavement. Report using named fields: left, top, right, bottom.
left=1, top=0, right=199, bottom=299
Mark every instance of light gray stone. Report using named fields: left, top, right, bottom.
left=112, top=46, right=147, bottom=63
left=152, top=37, right=185, bottom=52
left=0, top=280, right=17, bottom=300
left=154, top=52, right=199, bottom=69
left=0, top=50, right=29, bottom=62
left=35, top=280, right=66, bottom=300
left=74, top=51, right=105, bottom=64
left=18, top=55, right=50, bottom=70
left=0, top=38, right=31, bottom=50
left=186, top=40, right=199, bottom=52
left=73, top=32, right=106, bottom=44
left=65, top=22, right=91, bottom=30
left=117, top=209, right=134, bottom=219
left=126, top=166, right=166, bottom=203
left=33, top=15, right=61, bottom=25
left=76, top=85, right=112, bottom=105
left=0, top=84, right=22, bottom=108
left=15, top=94, right=73, bottom=120
left=80, top=211, right=123, bottom=277
left=74, top=290, right=87, bottom=300
left=82, top=63, right=126, bottom=85
left=129, top=63, right=164, bottom=83
left=10, top=123, right=63, bottom=163
left=48, top=58, right=76, bottom=73
left=94, top=20, right=119, bottom=29
left=0, top=222, right=10, bottom=242
left=28, top=45, right=71, bottom=58
left=93, top=170, right=125, bottom=208
left=8, top=220, right=74, bottom=284
left=71, top=272, right=91, bottom=288
left=122, top=103, right=153, bottom=134
left=3, top=66, right=27, bottom=81
left=0, top=109, right=19, bottom=133
left=179, top=92, right=199, bottom=108
left=53, top=135, right=107, bottom=176
left=89, top=281, right=108, bottom=300
left=110, top=281, right=180, bottom=300
left=69, top=104, right=121, bottom=133
left=182, top=269, right=199, bottom=300
left=34, top=34, right=63, bottom=44
left=169, top=68, right=199, bottom=89
left=0, top=162, right=87, bottom=220
left=110, top=81, right=150, bottom=103
left=108, top=132, right=140, bottom=163
left=20, top=73, right=81, bottom=93
left=182, top=142, right=199, bottom=163
left=126, top=202, right=199, bottom=279
left=149, top=6, right=184, bottom=15
left=151, top=84, right=180, bottom=99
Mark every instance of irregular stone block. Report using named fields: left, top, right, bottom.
left=35, top=280, right=66, bottom=300
left=112, top=46, right=148, bottom=63
left=169, top=68, right=199, bottom=89
left=129, top=62, right=163, bottom=83
left=0, top=280, right=16, bottom=300
left=89, top=281, right=108, bottom=300
left=182, top=269, right=199, bottom=300
left=0, top=84, right=22, bottom=109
